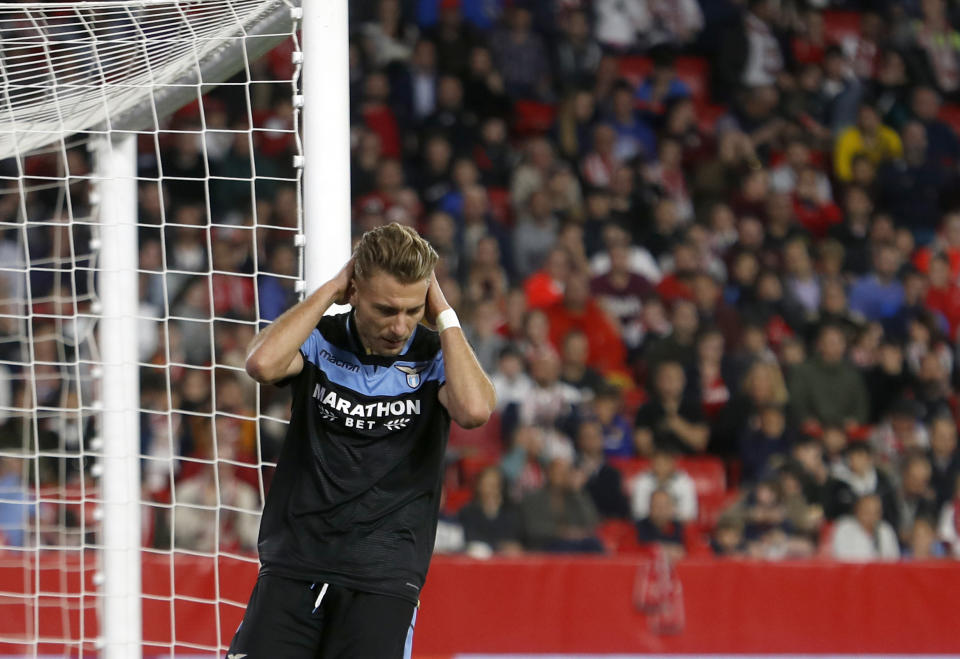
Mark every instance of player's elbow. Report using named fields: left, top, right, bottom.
left=454, top=400, right=495, bottom=429
left=245, top=352, right=279, bottom=384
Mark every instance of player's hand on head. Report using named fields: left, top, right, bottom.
left=424, top=270, right=450, bottom=327
left=332, top=257, right=355, bottom=305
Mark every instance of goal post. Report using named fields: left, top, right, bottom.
left=0, top=0, right=358, bottom=655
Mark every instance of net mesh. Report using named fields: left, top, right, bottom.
left=0, top=1, right=301, bottom=655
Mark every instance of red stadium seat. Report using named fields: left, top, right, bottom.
left=618, top=56, right=653, bottom=87
left=674, top=56, right=709, bottom=104
left=676, top=456, right=726, bottom=497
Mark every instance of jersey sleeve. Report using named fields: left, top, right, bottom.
left=299, top=328, right=323, bottom=367
left=429, top=347, right=446, bottom=387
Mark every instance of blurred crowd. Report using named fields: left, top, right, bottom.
left=6, top=0, right=960, bottom=563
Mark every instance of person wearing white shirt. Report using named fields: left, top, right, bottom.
left=631, top=448, right=698, bottom=522
left=831, top=493, right=901, bottom=561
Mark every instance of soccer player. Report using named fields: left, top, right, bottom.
left=227, top=223, right=496, bottom=657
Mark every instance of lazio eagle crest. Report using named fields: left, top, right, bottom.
left=395, top=363, right=427, bottom=388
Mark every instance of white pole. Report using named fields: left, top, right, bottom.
left=301, top=0, right=351, bottom=293
left=94, top=132, right=142, bottom=659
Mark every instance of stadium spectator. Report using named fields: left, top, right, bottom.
left=834, top=104, right=903, bottom=182
left=831, top=493, right=901, bottom=561
left=458, top=466, right=524, bottom=557
left=490, top=346, right=532, bottom=413
left=788, top=324, right=869, bottom=431
left=634, top=360, right=709, bottom=456
left=928, top=414, right=960, bottom=508
left=869, top=398, right=930, bottom=471
left=545, top=272, right=627, bottom=376
left=877, top=120, right=946, bottom=239
left=630, top=447, right=697, bottom=523
left=716, top=0, right=786, bottom=94
left=898, top=451, right=939, bottom=544
left=635, top=488, right=686, bottom=560
left=574, top=418, right=630, bottom=519
left=554, top=8, right=602, bottom=93
left=825, top=442, right=901, bottom=531
left=520, top=456, right=603, bottom=552
left=739, top=404, right=792, bottom=485
left=172, top=463, right=260, bottom=554
left=558, top=330, right=606, bottom=399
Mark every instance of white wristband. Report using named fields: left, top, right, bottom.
left=436, top=308, right=460, bottom=333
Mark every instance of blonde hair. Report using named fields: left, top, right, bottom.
left=352, top=222, right=439, bottom=283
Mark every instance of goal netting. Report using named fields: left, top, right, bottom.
left=0, top=1, right=304, bottom=656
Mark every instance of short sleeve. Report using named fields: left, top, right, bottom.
left=430, top=348, right=446, bottom=387
left=299, top=328, right=323, bottom=367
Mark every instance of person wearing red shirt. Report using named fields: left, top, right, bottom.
left=925, top=253, right=960, bottom=340
left=656, top=241, right=699, bottom=304
left=545, top=271, right=627, bottom=377
left=524, top=246, right=571, bottom=310
left=792, top=165, right=842, bottom=239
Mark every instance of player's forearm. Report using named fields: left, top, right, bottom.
left=245, top=281, right=340, bottom=382
left=439, top=328, right=496, bottom=429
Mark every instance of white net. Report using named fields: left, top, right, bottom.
left=0, top=1, right=302, bottom=655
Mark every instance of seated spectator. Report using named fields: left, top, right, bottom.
left=913, top=351, right=954, bottom=422
left=512, top=188, right=559, bottom=280
left=831, top=493, right=901, bottom=561
left=634, top=360, right=709, bottom=456
left=782, top=239, right=822, bottom=317
left=656, top=242, right=699, bottom=305
left=924, top=253, right=960, bottom=339
left=714, top=360, right=789, bottom=458
left=829, top=185, right=874, bottom=276
left=740, top=404, right=793, bottom=484
left=519, top=350, right=582, bottom=434
left=545, top=271, right=628, bottom=376
left=898, top=451, right=939, bottom=544
left=877, top=121, right=947, bottom=241
left=524, top=246, right=569, bottom=311
left=638, top=46, right=692, bottom=109
left=791, top=168, right=842, bottom=240
left=490, top=345, right=532, bottom=413
left=635, top=489, right=686, bottom=561
left=911, top=86, right=960, bottom=167
left=463, top=299, right=506, bottom=374
left=580, top=123, right=621, bottom=189
left=574, top=418, right=630, bottom=519
left=788, top=323, right=869, bottom=432
left=489, top=6, right=550, bottom=100
left=520, top=456, right=603, bottom=552
left=558, top=329, right=606, bottom=399
left=173, top=463, right=260, bottom=554
left=608, top=80, right=657, bottom=163
left=458, top=467, right=524, bottom=557
left=716, top=0, right=786, bottom=94
left=848, top=243, right=905, bottom=324
left=869, top=398, right=930, bottom=471
left=644, top=298, right=700, bottom=376
left=591, top=242, right=655, bottom=354
left=825, top=441, right=900, bottom=531
left=630, top=447, right=697, bottom=523
left=711, top=518, right=747, bottom=557
left=834, top=104, right=903, bottom=183
left=903, top=517, right=945, bottom=559
left=928, top=414, right=960, bottom=508
left=590, top=385, right=633, bottom=457
left=866, top=338, right=911, bottom=423
left=500, top=424, right=553, bottom=502
left=553, top=8, right=602, bottom=92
